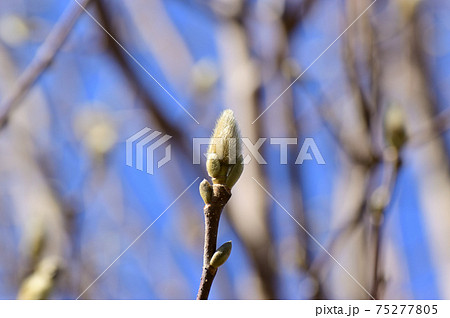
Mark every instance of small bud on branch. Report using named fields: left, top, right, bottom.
left=385, top=104, right=407, bottom=151
left=199, top=179, right=213, bottom=204
left=210, top=241, right=232, bottom=269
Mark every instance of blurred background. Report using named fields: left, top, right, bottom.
left=0, top=0, right=449, bottom=300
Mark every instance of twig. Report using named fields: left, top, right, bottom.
left=196, top=110, right=242, bottom=299
left=278, top=4, right=326, bottom=297
left=94, top=1, right=190, bottom=152
left=214, top=8, right=278, bottom=298
left=0, top=0, right=91, bottom=130
left=371, top=219, right=382, bottom=299
left=312, top=163, right=376, bottom=276
left=197, top=185, right=231, bottom=300
left=370, top=150, right=402, bottom=299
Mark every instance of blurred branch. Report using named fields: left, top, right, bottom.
left=216, top=11, right=278, bottom=299
left=96, top=0, right=209, bottom=179
left=286, top=109, right=325, bottom=299
left=298, top=77, right=380, bottom=166
left=310, top=1, right=383, bottom=298
left=410, top=110, right=450, bottom=147
left=0, top=42, right=71, bottom=298
left=342, top=1, right=376, bottom=155
left=312, top=163, right=375, bottom=286
left=278, top=0, right=326, bottom=299
left=406, top=5, right=450, bottom=148
left=122, top=0, right=194, bottom=93
left=95, top=1, right=187, bottom=147
left=281, top=0, right=316, bottom=36
left=0, top=0, right=91, bottom=130
left=399, top=3, right=450, bottom=298
left=370, top=149, right=402, bottom=299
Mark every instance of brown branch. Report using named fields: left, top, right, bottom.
left=406, top=7, right=450, bottom=148
left=197, top=185, right=231, bottom=300
left=278, top=4, right=326, bottom=298
left=214, top=8, right=278, bottom=299
left=343, top=35, right=372, bottom=134
left=408, top=114, right=450, bottom=148
left=0, top=0, right=91, bottom=130
left=302, top=80, right=380, bottom=166
left=312, top=163, right=376, bottom=276
left=370, top=150, right=402, bottom=299
left=95, top=1, right=185, bottom=142
left=96, top=0, right=206, bottom=174
left=281, top=0, right=316, bottom=36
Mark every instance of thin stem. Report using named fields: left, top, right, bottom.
left=196, top=184, right=231, bottom=300
left=371, top=153, right=401, bottom=299
left=371, top=222, right=382, bottom=298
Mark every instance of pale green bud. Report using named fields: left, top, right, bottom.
left=191, top=59, right=219, bottom=94
left=210, top=241, right=232, bottom=269
left=199, top=179, right=213, bottom=204
left=385, top=104, right=407, bottom=151
left=207, top=109, right=242, bottom=166
left=206, top=153, right=221, bottom=179
left=226, top=155, right=244, bottom=189
left=206, top=110, right=244, bottom=185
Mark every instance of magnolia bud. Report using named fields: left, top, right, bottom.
left=210, top=241, right=232, bottom=269
left=191, top=59, right=219, bottom=94
left=385, top=104, right=407, bottom=151
left=226, top=155, right=244, bottom=189
left=199, top=179, right=213, bottom=204
left=206, top=153, right=221, bottom=179
left=206, top=110, right=243, bottom=185
left=208, top=110, right=241, bottom=164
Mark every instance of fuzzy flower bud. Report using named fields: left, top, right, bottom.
left=207, top=110, right=243, bottom=185
left=206, top=153, right=221, bottom=179
left=226, top=155, right=244, bottom=189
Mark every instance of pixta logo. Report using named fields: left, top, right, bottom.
left=193, top=137, right=325, bottom=165
left=126, top=128, right=172, bottom=175
left=126, top=128, right=325, bottom=175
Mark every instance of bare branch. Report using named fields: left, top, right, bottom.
left=0, top=0, right=91, bottom=130
left=197, top=185, right=231, bottom=300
